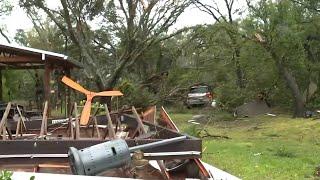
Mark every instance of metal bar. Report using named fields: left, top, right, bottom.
left=0, top=154, right=68, bottom=158
left=0, top=152, right=200, bottom=160
left=0, top=138, right=201, bottom=154
left=143, top=151, right=201, bottom=157
left=129, top=136, right=187, bottom=152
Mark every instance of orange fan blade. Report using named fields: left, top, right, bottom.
left=96, top=91, right=123, bottom=96
left=61, top=76, right=90, bottom=95
left=80, top=96, right=93, bottom=125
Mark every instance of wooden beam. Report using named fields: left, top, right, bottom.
left=0, top=65, right=45, bottom=70
left=44, top=62, right=51, bottom=116
left=132, top=106, right=146, bottom=134
left=0, top=70, right=2, bottom=101
left=65, top=68, right=71, bottom=118
left=40, top=101, right=48, bottom=136
left=104, top=104, right=116, bottom=139
left=0, top=56, right=42, bottom=63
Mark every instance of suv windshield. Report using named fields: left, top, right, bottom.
left=189, top=86, right=208, bottom=93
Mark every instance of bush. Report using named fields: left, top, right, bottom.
left=118, top=79, right=156, bottom=108
left=0, top=170, right=12, bottom=180
left=215, top=84, right=249, bottom=111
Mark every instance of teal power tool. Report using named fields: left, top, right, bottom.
left=68, top=136, right=187, bottom=175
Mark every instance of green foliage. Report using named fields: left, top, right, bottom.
left=215, top=84, right=248, bottom=111
left=118, top=79, right=156, bottom=108
left=2, top=70, right=38, bottom=103
left=0, top=170, right=12, bottom=180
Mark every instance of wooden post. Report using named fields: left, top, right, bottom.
left=15, top=117, right=21, bottom=138
left=74, top=102, right=80, bottom=140
left=40, top=101, right=48, bottom=136
left=65, top=68, right=71, bottom=118
left=68, top=115, right=74, bottom=139
left=0, top=102, right=11, bottom=140
left=0, top=70, right=2, bottom=101
left=44, top=62, right=51, bottom=117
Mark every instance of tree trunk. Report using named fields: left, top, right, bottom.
left=234, top=47, right=245, bottom=88
left=271, top=52, right=305, bottom=117
left=282, top=67, right=305, bottom=117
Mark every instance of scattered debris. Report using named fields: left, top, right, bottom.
left=190, top=122, right=200, bottom=125
left=198, top=129, right=230, bottom=139
left=254, top=153, right=262, bottom=156
left=234, top=99, right=271, bottom=117
left=0, top=76, right=240, bottom=179
left=266, top=113, right=276, bottom=117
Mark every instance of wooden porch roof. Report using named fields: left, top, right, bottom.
left=0, top=43, right=82, bottom=69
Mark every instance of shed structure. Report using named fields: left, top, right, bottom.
left=0, top=43, right=81, bottom=116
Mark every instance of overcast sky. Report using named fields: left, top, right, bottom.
left=0, top=0, right=248, bottom=44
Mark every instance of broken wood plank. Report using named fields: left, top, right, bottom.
left=16, top=105, right=27, bottom=132
left=40, top=101, right=48, bottom=136
left=15, top=117, right=21, bottom=138
left=93, top=117, right=101, bottom=139
left=132, top=106, right=171, bottom=180
left=104, top=104, right=116, bottom=139
left=132, top=106, right=146, bottom=134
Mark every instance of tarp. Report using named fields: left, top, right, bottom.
left=234, top=100, right=270, bottom=117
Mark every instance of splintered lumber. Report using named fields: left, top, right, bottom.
left=132, top=106, right=170, bottom=180
left=104, top=104, right=116, bottom=139
left=160, top=106, right=179, bottom=132
left=0, top=102, right=11, bottom=140
left=132, top=106, right=146, bottom=134
left=16, top=105, right=27, bottom=137
left=40, top=101, right=48, bottom=136
left=16, top=105, right=27, bottom=131
left=93, top=117, right=101, bottom=139
left=159, top=106, right=211, bottom=179
left=142, top=106, right=156, bottom=124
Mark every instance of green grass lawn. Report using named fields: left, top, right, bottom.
left=167, top=108, right=320, bottom=180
